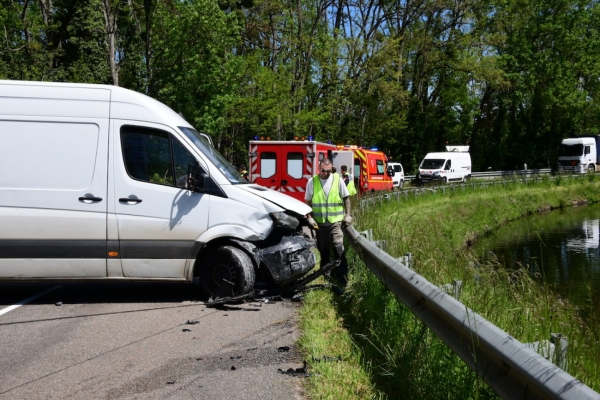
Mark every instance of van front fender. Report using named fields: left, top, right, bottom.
left=196, top=224, right=270, bottom=243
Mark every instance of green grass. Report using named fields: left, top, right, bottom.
left=298, top=175, right=600, bottom=399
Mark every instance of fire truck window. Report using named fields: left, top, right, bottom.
left=287, top=152, right=303, bottom=179
left=354, top=159, right=360, bottom=178
left=376, top=159, right=385, bottom=175
left=260, top=152, right=276, bottom=178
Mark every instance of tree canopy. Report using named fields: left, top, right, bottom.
left=2, top=0, right=599, bottom=171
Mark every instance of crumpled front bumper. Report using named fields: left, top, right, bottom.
left=257, top=236, right=317, bottom=286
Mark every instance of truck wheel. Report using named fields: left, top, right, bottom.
left=201, top=246, right=255, bottom=298
left=588, top=164, right=595, bottom=173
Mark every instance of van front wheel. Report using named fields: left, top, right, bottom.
left=201, top=246, right=255, bottom=299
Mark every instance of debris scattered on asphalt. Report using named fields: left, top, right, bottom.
left=196, top=357, right=203, bottom=361
left=222, top=314, right=228, bottom=316
left=249, top=303, right=262, bottom=307
left=204, top=294, right=250, bottom=307
left=166, top=381, right=175, bottom=385
left=291, top=294, right=303, bottom=302
left=277, top=346, right=291, bottom=352
left=256, top=295, right=283, bottom=303
left=246, top=347, right=258, bottom=351
left=55, top=302, right=62, bottom=306
left=312, top=355, right=342, bottom=362
left=182, top=328, right=191, bottom=332
left=186, top=320, right=199, bottom=325
left=277, top=364, right=310, bottom=377
left=230, top=356, right=242, bottom=359
left=231, top=366, right=236, bottom=370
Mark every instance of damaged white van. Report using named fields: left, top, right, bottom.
left=0, top=80, right=316, bottom=298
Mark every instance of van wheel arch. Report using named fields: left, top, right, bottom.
left=195, top=240, right=257, bottom=298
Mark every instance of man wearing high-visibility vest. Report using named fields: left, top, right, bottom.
left=305, top=158, right=352, bottom=285
left=340, top=165, right=357, bottom=196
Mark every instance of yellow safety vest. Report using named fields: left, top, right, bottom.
left=312, top=173, right=344, bottom=224
left=343, top=172, right=357, bottom=196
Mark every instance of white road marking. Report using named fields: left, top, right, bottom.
left=0, top=286, right=61, bottom=316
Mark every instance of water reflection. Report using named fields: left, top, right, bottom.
left=474, top=205, right=600, bottom=322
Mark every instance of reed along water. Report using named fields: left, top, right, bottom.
left=474, top=203, right=600, bottom=323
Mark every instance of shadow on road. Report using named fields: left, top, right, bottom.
left=0, top=281, right=205, bottom=306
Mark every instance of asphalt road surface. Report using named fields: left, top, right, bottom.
left=0, top=282, right=306, bottom=400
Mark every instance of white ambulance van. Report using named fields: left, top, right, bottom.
left=418, top=146, right=471, bottom=184
left=0, top=80, right=316, bottom=298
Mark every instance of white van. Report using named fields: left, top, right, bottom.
left=388, top=162, right=405, bottom=189
left=0, top=80, right=316, bottom=298
left=418, top=146, right=471, bottom=184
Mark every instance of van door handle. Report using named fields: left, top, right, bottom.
left=119, top=198, right=142, bottom=204
left=79, top=196, right=102, bottom=202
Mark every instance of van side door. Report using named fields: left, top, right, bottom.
left=111, top=121, right=209, bottom=279
left=0, top=88, right=109, bottom=278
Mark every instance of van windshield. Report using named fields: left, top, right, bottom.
left=179, top=127, right=247, bottom=184
left=420, top=159, right=445, bottom=169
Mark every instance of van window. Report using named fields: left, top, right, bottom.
left=0, top=121, right=99, bottom=190
left=179, top=127, right=246, bottom=184
left=173, top=139, right=197, bottom=188
left=444, top=160, right=451, bottom=170
left=121, top=126, right=200, bottom=188
left=261, top=152, right=276, bottom=178
left=376, top=159, right=385, bottom=175
left=287, top=152, right=303, bottom=179
left=122, top=127, right=174, bottom=186
left=393, top=164, right=402, bottom=173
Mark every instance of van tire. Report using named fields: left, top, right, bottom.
left=441, top=177, right=447, bottom=185
left=399, top=180, right=404, bottom=189
left=200, top=246, right=255, bottom=298
left=588, top=164, right=595, bottom=173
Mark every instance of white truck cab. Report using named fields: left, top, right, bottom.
left=0, top=80, right=316, bottom=298
left=557, top=136, right=600, bottom=174
left=418, top=146, right=471, bottom=185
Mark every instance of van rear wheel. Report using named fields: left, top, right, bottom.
left=201, top=246, right=255, bottom=299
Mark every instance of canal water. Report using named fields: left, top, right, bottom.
left=473, top=203, right=600, bottom=323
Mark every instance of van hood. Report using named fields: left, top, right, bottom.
left=237, top=185, right=312, bottom=216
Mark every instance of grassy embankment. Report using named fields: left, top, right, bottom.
left=298, top=175, right=600, bottom=399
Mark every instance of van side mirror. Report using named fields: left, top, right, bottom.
left=387, top=166, right=395, bottom=177
left=187, top=161, right=205, bottom=192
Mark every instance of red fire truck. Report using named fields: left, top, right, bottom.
left=248, top=139, right=394, bottom=201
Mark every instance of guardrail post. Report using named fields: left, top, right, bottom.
left=552, top=333, right=568, bottom=370
left=525, top=333, right=568, bottom=370
left=441, top=279, right=463, bottom=299
left=358, top=229, right=373, bottom=241
left=398, top=252, right=412, bottom=269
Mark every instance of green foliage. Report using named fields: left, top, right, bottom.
left=1, top=0, right=600, bottom=171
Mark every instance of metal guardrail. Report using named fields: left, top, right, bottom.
left=405, top=168, right=552, bottom=181
left=344, top=227, right=600, bottom=399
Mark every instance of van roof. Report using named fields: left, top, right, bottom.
left=0, top=80, right=192, bottom=128
left=424, top=152, right=470, bottom=159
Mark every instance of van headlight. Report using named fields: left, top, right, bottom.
left=270, top=212, right=299, bottom=230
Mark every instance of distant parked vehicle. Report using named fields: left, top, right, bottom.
left=558, top=136, right=600, bottom=174
left=388, top=162, right=405, bottom=189
left=418, top=146, right=471, bottom=185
